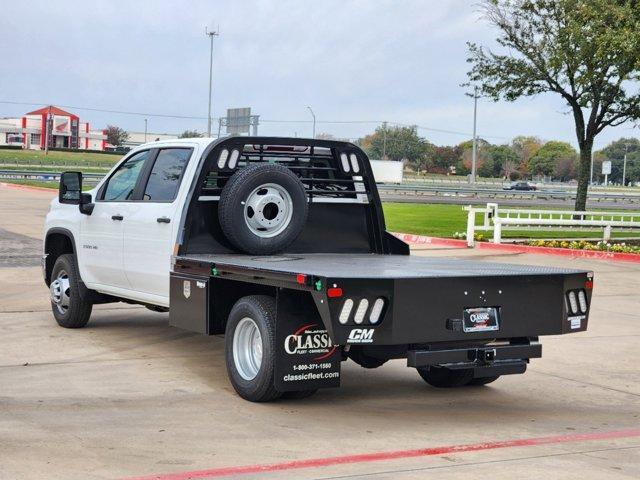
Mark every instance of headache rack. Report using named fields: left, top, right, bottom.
left=199, top=142, right=371, bottom=203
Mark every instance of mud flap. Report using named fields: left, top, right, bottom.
left=275, top=289, right=341, bottom=392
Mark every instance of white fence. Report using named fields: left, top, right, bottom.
left=464, top=203, right=640, bottom=247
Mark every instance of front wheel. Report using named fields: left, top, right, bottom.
left=50, top=254, right=93, bottom=328
left=225, top=295, right=281, bottom=402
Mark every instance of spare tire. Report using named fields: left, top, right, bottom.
left=218, top=164, right=308, bottom=255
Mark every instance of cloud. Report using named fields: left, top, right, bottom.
left=0, top=0, right=635, bottom=147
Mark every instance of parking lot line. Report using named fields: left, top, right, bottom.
left=124, top=428, right=640, bottom=480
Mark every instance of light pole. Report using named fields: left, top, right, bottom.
left=306, top=106, right=316, bottom=139
left=144, top=118, right=148, bottom=142
left=470, top=86, right=478, bottom=183
left=206, top=26, right=219, bottom=137
left=623, top=143, right=628, bottom=187
left=44, top=105, right=52, bottom=155
left=382, top=121, right=388, bottom=159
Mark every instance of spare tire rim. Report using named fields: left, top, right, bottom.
left=233, top=317, right=263, bottom=380
left=50, top=269, right=71, bottom=315
left=243, top=183, right=293, bottom=239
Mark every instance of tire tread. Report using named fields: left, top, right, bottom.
left=51, top=254, right=92, bottom=328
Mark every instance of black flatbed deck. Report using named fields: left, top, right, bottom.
left=176, top=253, right=584, bottom=279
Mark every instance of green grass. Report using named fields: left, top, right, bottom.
left=0, top=164, right=110, bottom=173
left=3, top=179, right=92, bottom=190
left=3, top=179, right=59, bottom=189
left=0, top=148, right=121, bottom=168
left=382, top=202, right=640, bottom=240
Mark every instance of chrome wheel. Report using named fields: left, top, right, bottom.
left=232, top=317, right=263, bottom=380
left=50, top=269, right=71, bottom=315
left=243, top=183, right=293, bottom=238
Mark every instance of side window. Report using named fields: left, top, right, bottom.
left=143, top=148, right=191, bottom=202
left=102, top=150, right=150, bottom=201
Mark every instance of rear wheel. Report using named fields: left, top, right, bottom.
left=50, top=254, right=92, bottom=329
left=348, top=347, right=388, bottom=369
left=416, top=366, right=474, bottom=388
left=225, top=295, right=281, bottom=402
left=468, top=375, right=500, bottom=386
left=281, top=389, right=318, bottom=399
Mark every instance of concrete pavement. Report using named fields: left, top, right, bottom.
left=0, top=184, right=638, bottom=480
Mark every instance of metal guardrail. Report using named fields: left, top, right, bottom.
left=0, top=170, right=103, bottom=185
left=464, top=203, right=640, bottom=246
left=377, top=183, right=640, bottom=203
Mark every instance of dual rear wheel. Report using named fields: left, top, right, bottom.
left=224, top=295, right=317, bottom=402
left=416, top=366, right=500, bottom=388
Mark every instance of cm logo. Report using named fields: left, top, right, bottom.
left=347, top=328, right=374, bottom=343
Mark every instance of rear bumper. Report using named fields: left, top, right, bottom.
left=319, top=271, right=593, bottom=346
left=407, top=341, right=541, bottom=378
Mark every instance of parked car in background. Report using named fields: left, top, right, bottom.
left=503, top=181, right=537, bottom=191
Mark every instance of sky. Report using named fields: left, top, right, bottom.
left=0, top=0, right=637, bottom=149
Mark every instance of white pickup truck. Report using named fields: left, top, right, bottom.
left=44, top=136, right=592, bottom=402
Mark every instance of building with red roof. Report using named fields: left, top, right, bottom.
left=0, top=105, right=107, bottom=150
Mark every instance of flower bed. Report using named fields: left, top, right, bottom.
left=453, top=232, right=487, bottom=242
left=526, top=239, right=640, bottom=254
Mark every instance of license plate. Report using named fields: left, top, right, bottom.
left=463, top=307, right=500, bottom=333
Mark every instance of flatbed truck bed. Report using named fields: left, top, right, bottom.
left=175, top=252, right=582, bottom=279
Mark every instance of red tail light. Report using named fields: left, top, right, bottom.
left=327, top=287, right=343, bottom=298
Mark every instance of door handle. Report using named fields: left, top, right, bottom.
left=111, top=214, right=123, bottom=221
left=157, top=217, right=171, bottom=224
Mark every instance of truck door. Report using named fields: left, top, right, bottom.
left=79, top=149, right=152, bottom=289
left=123, top=147, right=193, bottom=301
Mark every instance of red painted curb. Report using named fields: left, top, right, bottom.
left=124, top=428, right=640, bottom=480
left=0, top=182, right=56, bottom=193
left=391, top=232, right=467, bottom=248
left=393, top=232, right=640, bottom=264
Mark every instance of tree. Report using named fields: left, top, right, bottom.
left=459, top=138, right=491, bottom=176
left=596, top=137, right=640, bottom=185
left=529, top=141, right=577, bottom=177
left=511, top=136, right=544, bottom=177
left=179, top=130, right=203, bottom=138
left=358, top=125, right=432, bottom=169
left=466, top=0, right=640, bottom=210
left=105, top=125, right=129, bottom=146
left=486, top=144, right=520, bottom=178
left=428, top=145, right=462, bottom=173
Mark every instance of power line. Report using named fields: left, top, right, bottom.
left=0, top=100, right=507, bottom=140
left=0, top=100, right=210, bottom=120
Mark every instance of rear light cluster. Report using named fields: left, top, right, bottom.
left=339, top=152, right=360, bottom=174
left=338, top=297, right=385, bottom=325
left=566, top=289, right=588, bottom=315
left=217, top=148, right=240, bottom=169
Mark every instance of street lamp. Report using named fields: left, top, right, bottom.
left=205, top=26, right=219, bottom=137
left=470, top=86, right=478, bottom=183
left=306, top=106, right=316, bottom=139
left=623, top=143, right=629, bottom=187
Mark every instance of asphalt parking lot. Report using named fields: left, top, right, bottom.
left=1, top=183, right=638, bottom=480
